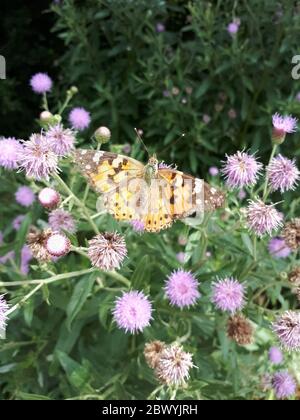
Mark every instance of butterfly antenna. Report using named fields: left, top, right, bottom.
left=161, top=133, right=185, bottom=155
left=134, top=128, right=150, bottom=157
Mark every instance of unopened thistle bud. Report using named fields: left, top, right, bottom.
left=38, top=187, right=60, bottom=210
left=94, top=126, right=111, bottom=144
left=40, top=111, right=54, bottom=123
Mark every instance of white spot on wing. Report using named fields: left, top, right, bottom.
left=93, top=151, right=104, bottom=163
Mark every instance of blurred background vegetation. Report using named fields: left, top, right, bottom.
left=1, top=0, right=300, bottom=175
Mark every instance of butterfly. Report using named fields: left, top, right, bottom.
left=74, top=149, right=225, bottom=232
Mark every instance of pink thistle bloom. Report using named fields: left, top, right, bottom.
left=268, top=238, right=291, bottom=258
left=0, top=137, right=23, bottom=170
left=156, top=22, right=165, bottom=33
left=15, top=186, right=35, bottom=207
left=267, top=155, right=299, bottom=193
left=155, top=344, right=194, bottom=386
left=246, top=200, right=283, bottom=237
left=227, top=19, right=240, bottom=35
left=211, top=277, right=245, bottom=314
left=272, top=113, right=297, bottom=134
left=238, top=189, right=247, bottom=200
left=130, top=219, right=145, bottom=233
left=269, top=346, right=283, bottom=365
left=18, top=134, right=59, bottom=181
left=88, top=232, right=127, bottom=271
left=176, top=252, right=186, bottom=264
left=30, top=72, right=53, bottom=94
left=273, top=311, right=300, bottom=351
left=272, top=372, right=297, bottom=399
left=112, top=290, right=152, bottom=334
left=38, top=187, right=60, bottom=210
left=209, top=166, right=219, bottom=176
left=165, top=270, right=200, bottom=308
left=45, top=124, right=76, bottom=156
left=12, top=215, right=25, bottom=231
left=0, top=295, right=9, bottom=331
left=46, top=233, right=71, bottom=257
left=222, top=151, right=262, bottom=189
left=20, top=245, right=33, bottom=275
left=69, top=107, right=91, bottom=131
left=49, top=209, right=76, bottom=234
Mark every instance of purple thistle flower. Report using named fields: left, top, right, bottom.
left=156, top=22, right=165, bottom=33
left=12, top=215, right=25, bottom=231
left=165, top=270, right=200, bottom=308
left=88, top=232, right=127, bottom=271
left=209, top=166, right=219, bottom=176
left=18, top=134, right=59, bottom=181
left=246, top=200, right=283, bottom=237
left=202, top=114, right=211, bottom=124
left=20, top=245, right=33, bottom=275
left=49, top=209, right=76, bottom=234
left=273, top=311, right=300, bottom=351
left=0, top=137, right=23, bottom=170
left=69, top=107, right=91, bottom=131
left=45, top=124, right=76, bottom=156
left=130, top=220, right=145, bottom=233
left=46, top=233, right=71, bottom=257
left=176, top=252, right=186, bottom=264
left=267, top=155, right=299, bottom=193
left=38, top=187, right=60, bottom=210
left=222, top=151, right=262, bottom=189
left=227, top=19, right=240, bottom=35
left=268, top=238, right=291, bottom=258
left=15, top=186, right=35, bottom=207
left=30, top=72, right=53, bottom=94
left=155, top=344, right=194, bottom=386
left=272, top=372, right=297, bottom=399
left=0, top=250, right=15, bottom=264
left=238, top=189, right=247, bottom=200
left=0, top=295, right=9, bottom=331
left=211, top=277, right=245, bottom=314
left=272, top=113, right=297, bottom=134
left=269, top=346, right=283, bottom=365
left=113, top=290, right=152, bottom=334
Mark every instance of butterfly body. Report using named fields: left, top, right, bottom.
left=75, top=149, right=225, bottom=232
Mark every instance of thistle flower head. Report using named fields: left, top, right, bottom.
left=94, top=126, right=111, bottom=144
left=113, top=290, right=152, bottom=334
left=130, top=220, right=145, bottom=233
left=48, top=209, right=76, bottom=234
left=209, top=166, right=219, bottom=176
left=27, top=228, right=52, bottom=262
left=156, top=22, right=165, bottom=33
left=211, top=277, right=245, bottom=314
left=46, top=233, right=71, bottom=257
left=30, top=72, right=53, bottom=94
left=222, top=151, right=262, bottom=189
left=15, top=186, right=35, bottom=207
left=165, top=270, right=200, bottom=308
left=246, top=200, right=283, bottom=237
left=288, top=266, right=300, bottom=285
left=272, top=113, right=297, bottom=134
left=267, top=155, right=299, bottom=193
left=0, top=295, right=9, bottom=331
left=45, top=124, right=76, bottom=157
left=268, top=237, right=291, bottom=258
left=227, top=18, right=240, bottom=35
left=20, top=245, right=32, bottom=275
left=273, top=311, right=300, bottom=351
left=88, top=232, right=127, bottom=271
left=12, top=215, right=25, bottom=231
left=176, top=252, right=186, bottom=264
left=144, top=340, right=166, bottom=369
left=272, top=371, right=297, bottom=399
left=38, top=187, right=60, bottom=210
left=227, top=315, right=253, bottom=345
left=282, top=218, right=300, bottom=251
left=18, top=134, right=59, bottom=180
left=155, top=344, right=194, bottom=386
left=0, top=137, right=23, bottom=170
left=269, top=346, right=283, bottom=365
left=69, top=107, right=91, bottom=131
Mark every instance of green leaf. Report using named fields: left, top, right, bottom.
left=241, top=233, right=253, bottom=256
left=130, top=255, right=151, bottom=289
left=56, top=351, right=90, bottom=391
left=17, top=392, right=51, bottom=400
left=66, top=274, right=95, bottom=329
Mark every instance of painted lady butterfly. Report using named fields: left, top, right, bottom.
left=75, top=149, right=225, bottom=232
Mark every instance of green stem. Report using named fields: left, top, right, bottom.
left=42, top=93, right=49, bottom=112
left=262, top=144, right=277, bottom=200
left=0, top=268, right=96, bottom=288
left=58, top=93, right=73, bottom=115
left=5, top=283, right=44, bottom=316
left=252, top=235, right=257, bottom=261
left=54, top=173, right=100, bottom=234
left=105, top=271, right=131, bottom=288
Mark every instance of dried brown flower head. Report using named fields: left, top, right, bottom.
left=282, top=218, right=300, bottom=251
left=288, top=266, right=300, bottom=285
left=27, top=228, right=52, bottom=262
left=144, top=340, right=166, bottom=369
left=227, top=315, right=254, bottom=346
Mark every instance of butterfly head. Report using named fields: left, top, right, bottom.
left=144, top=155, right=159, bottom=185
